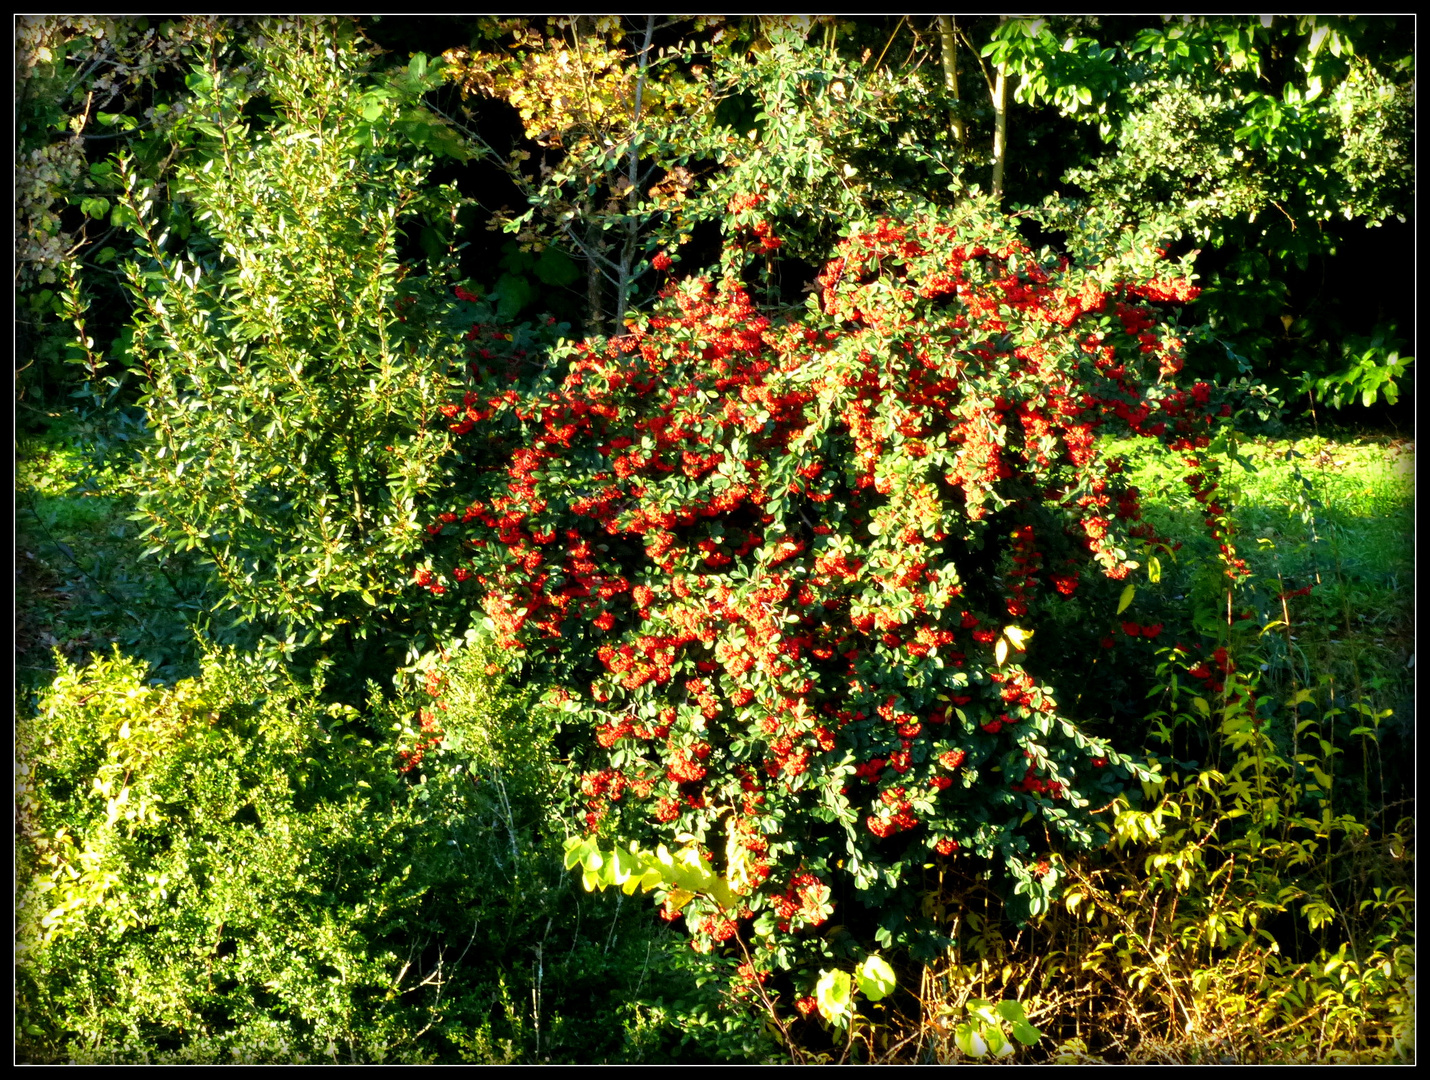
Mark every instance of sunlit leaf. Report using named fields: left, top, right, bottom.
left=1117, top=583, right=1136, bottom=614
left=855, top=955, right=897, bottom=1001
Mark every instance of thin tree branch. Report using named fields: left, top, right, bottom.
left=871, top=16, right=908, bottom=73
left=957, top=26, right=998, bottom=100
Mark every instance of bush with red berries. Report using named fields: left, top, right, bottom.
left=420, top=197, right=1228, bottom=970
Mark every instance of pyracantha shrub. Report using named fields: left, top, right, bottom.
left=423, top=199, right=1228, bottom=968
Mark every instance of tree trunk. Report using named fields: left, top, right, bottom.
left=936, top=16, right=965, bottom=146
left=584, top=213, right=605, bottom=337
left=991, top=63, right=1008, bottom=201
left=613, top=15, right=656, bottom=333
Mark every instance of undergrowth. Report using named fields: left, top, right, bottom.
left=13, top=410, right=1415, bottom=1063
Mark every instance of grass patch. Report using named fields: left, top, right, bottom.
left=1104, top=427, right=1414, bottom=806
left=15, top=414, right=249, bottom=695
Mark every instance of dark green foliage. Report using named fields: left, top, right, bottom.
left=15, top=17, right=259, bottom=413
left=994, top=15, right=1414, bottom=411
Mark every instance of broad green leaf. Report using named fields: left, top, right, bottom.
left=988, top=1025, right=1014, bottom=1057
left=1011, top=1019, right=1041, bottom=1045
left=995, top=999, right=1029, bottom=1025
left=955, top=1021, right=989, bottom=1058
left=968, top=999, right=999, bottom=1025
left=609, top=845, right=636, bottom=884
left=855, top=955, right=897, bottom=1001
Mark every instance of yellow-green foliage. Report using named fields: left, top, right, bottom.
left=17, top=647, right=447, bottom=1061
left=15, top=642, right=776, bottom=1064
left=18, top=650, right=227, bottom=946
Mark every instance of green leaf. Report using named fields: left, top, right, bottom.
left=987, top=1024, right=1013, bottom=1057
left=1011, top=1020, right=1042, bottom=1045
left=994, top=999, right=1029, bottom=1025
left=609, top=845, right=636, bottom=884
left=562, top=836, right=590, bottom=871
left=855, top=954, right=897, bottom=1001
left=577, top=846, right=606, bottom=875
left=1116, top=583, right=1135, bottom=614
left=814, top=968, right=854, bottom=1024
left=955, top=1021, right=989, bottom=1058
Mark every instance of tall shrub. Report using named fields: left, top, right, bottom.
left=423, top=199, right=1227, bottom=988
left=114, top=19, right=471, bottom=661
